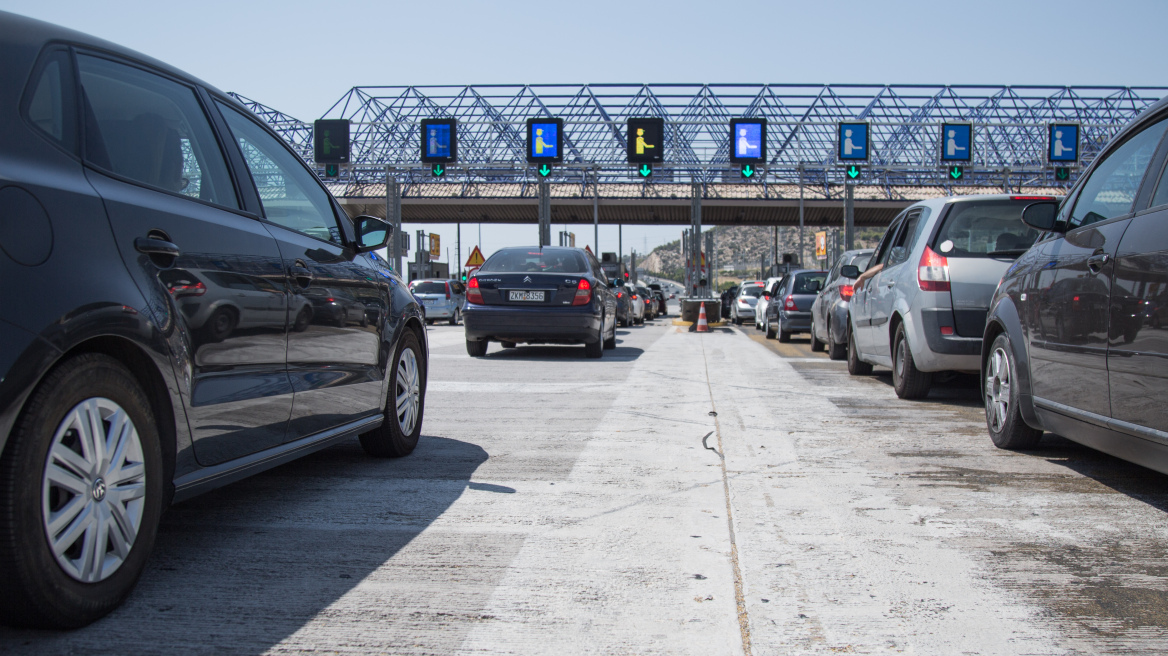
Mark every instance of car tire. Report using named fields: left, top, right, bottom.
left=500, top=341, right=517, bottom=349
left=604, top=326, right=617, bottom=350
left=826, top=320, right=846, bottom=361
left=360, top=330, right=425, bottom=458
left=204, top=306, right=238, bottom=342
left=292, top=307, right=312, bottom=333
left=449, top=309, right=459, bottom=326
left=584, top=324, right=603, bottom=359
left=466, top=339, right=488, bottom=357
left=810, top=327, right=825, bottom=352
left=360, top=313, right=368, bottom=328
left=0, top=354, right=164, bottom=629
left=892, top=323, right=932, bottom=399
left=847, top=327, right=873, bottom=375
left=765, top=319, right=777, bottom=339
left=984, top=332, right=1043, bottom=449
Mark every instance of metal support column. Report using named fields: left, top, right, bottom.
left=682, top=230, right=690, bottom=292
left=704, top=230, right=714, bottom=295
left=387, top=171, right=402, bottom=275
left=538, top=179, right=551, bottom=247
left=691, top=182, right=702, bottom=296
left=592, top=173, right=599, bottom=254
left=844, top=182, right=855, bottom=251
left=798, top=165, right=805, bottom=267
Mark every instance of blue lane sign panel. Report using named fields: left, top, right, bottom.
left=420, top=118, right=457, bottom=163
left=1049, top=123, right=1079, bottom=163
left=940, top=123, right=972, bottom=162
left=526, top=117, right=564, bottom=164
left=729, top=118, right=767, bottom=163
left=838, top=122, right=869, bottom=162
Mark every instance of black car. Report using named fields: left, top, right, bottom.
left=463, top=247, right=618, bottom=357
left=0, top=12, right=427, bottom=628
left=763, top=270, right=828, bottom=341
left=303, top=286, right=370, bottom=327
left=809, top=249, right=873, bottom=359
left=721, top=285, right=740, bottom=318
left=983, top=94, right=1168, bottom=474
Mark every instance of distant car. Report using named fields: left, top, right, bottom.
left=809, top=249, right=874, bottom=359
left=410, top=279, right=465, bottom=325
left=721, top=285, right=740, bottom=318
left=982, top=98, right=1168, bottom=474
left=731, top=281, right=765, bottom=325
left=754, top=276, right=786, bottom=330
left=764, top=270, right=828, bottom=341
left=463, top=246, right=617, bottom=357
left=623, top=283, right=646, bottom=325
left=636, top=285, right=656, bottom=320
left=848, top=194, right=1047, bottom=399
left=303, top=286, right=369, bottom=327
left=648, top=283, right=668, bottom=315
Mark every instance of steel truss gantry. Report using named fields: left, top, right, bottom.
left=231, top=84, right=1166, bottom=202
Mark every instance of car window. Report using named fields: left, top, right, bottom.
left=886, top=211, right=924, bottom=266
left=871, top=215, right=904, bottom=266
left=793, top=272, right=826, bottom=293
left=1146, top=136, right=1168, bottom=209
left=1068, top=117, right=1168, bottom=229
left=217, top=101, right=341, bottom=243
left=479, top=248, right=587, bottom=273
left=825, top=259, right=843, bottom=284
left=739, top=285, right=764, bottom=298
left=931, top=200, right=1043, bottom=257
left=411, top=282, right=447, bottom=294
left=23, top=49, right=77, bottom=153
left=77, top=55, right=237, bottom=208
left=850, top=254, right=872, bottom=270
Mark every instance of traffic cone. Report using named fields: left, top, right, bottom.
left=696, top=303, right=709, bottom=332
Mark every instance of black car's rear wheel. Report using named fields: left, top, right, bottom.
left=466, top=339, right=488, bottom=357
left=984, top=333, right=1043, bottom=449
left=826, top=320, right=846, bottom=360
left=0, top=354, right=164, bottom=628
left=810, top=326, right=825, bottom=352
left=360, top=330, right=425, bottom=457
left=584, top=324, right=603, bottom=359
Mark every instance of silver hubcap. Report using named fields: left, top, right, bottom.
left=42, top=398, right=146, bottom=583
left=396, top=348, right=421, bottom=435
left=895, top=338, right=906, bottom=378
left=986, top=346, right=1012, bottom=432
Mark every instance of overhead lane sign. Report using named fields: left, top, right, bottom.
left=627, top=118, right=665, bottom=164
left=420, top=118, right=457, bottom=164
left=527, top=117, right=564, bottom=164
left=1048, top=123, right=1079, bottom=163
left=731, top=118, right=766, bottom=180
left=314, top=119, right=350, bottom=164
left=940, top=123, right=972, bottom=162
left=838, top=122, right=869, bottom=162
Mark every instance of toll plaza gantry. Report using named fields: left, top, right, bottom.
left=234, top=83, right=1165, bottom=290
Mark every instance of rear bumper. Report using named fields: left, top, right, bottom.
left=464, top=306, right=601, bottom=344
left=779, top=310, right=812, bottom=333
left=920, top=308, right=982, bottom=356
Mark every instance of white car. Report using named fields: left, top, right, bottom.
left=731, top=281, right=765, bottom=325
left=753, top=276, right=786, bottom=329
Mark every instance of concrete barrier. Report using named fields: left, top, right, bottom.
left=680, top=298, right=721, bottom=323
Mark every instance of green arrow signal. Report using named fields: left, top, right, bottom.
left=847, top=165, right=860, bottom=179
left=1055, top=167, right=1070, bottom=181
left=741, top=164, right=755, bottom=179
left=639, top=164, right=652, bottom=178
left=538, top=164, right=551, bottom=177
left=432, top=164, right=444, bottom=177
left=949, top=165, right=964, bottom=180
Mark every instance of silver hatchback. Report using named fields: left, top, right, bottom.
left=847, top=195, right=1053, bottom=398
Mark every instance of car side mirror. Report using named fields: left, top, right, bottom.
left=353, top=216, right=391, bottom=253
left=840, top=265, right=861, bottom=279
left=609, top=279, right=619, bottom=288
left=1022, top=201, right=1062, bottom=232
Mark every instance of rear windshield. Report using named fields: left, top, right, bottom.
left=739, top=285, right=765, bottom=298
left=480, top=248, right=588, bottom=273
left=931, top=200, right=1041, bottom=257
left=793, top=272, right=826, bottom=293
left=411, top=282, right=447, bottom=294
left=849, top=254, right=871, bottom=270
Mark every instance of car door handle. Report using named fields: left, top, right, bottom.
left=289, top=262, right=313, bottom=287
left=134, top=237, right=180, bottom=257
left=1087, top=252, right=1110, bottom=273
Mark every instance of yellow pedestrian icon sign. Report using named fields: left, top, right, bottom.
left=626, top=118, right=664, bottom=164
left=464, top=245, right=486, bottom=268
left=526, top=118, right=564, bottom=164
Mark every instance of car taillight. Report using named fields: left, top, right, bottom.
left=467, top=277, right=483, bottom=304
left=784, top=295, right=796, bottom=310
left=573, top=278, right=592, bottom=306
left=617, top=291, right=623, bottom=298
left=170, top=281, right=206, bottom=298
left=918, top=245, right=950, bottom=292
left=839, top=284, right=854, bottom=300
left=326, top=297, right=335, bottom=302
left=631, top=294, right=638, bottom=300
left=445, top=285, right=451, bottom=300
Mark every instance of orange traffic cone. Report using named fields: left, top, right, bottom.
left=696, top=303, right=709, bottom=332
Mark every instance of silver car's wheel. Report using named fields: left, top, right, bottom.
left=42, top=397, right=146, bottom=584
left=396, top=348, right=421, bottom=435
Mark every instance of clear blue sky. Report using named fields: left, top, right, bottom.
left=7, top=0, right=1166, bottom=265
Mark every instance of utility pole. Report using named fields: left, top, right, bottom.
left=387, top=170, right=402, bottom=275
left=538, top=179, right=551, bottom=247
left=691, top=181, right=702, bottom=296
left=798, top=163, right=805, bottom=267
left=592, top=172, right=599, bottom=254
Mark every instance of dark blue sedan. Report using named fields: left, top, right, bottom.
left=464, top=247, right=618, bottom=358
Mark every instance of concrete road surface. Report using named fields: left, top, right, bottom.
left=4, top=304, right=1168, bottom=654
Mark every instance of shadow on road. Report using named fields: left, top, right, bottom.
left=484, top=344, right=645, bottom=361
left=0, top=435, right=487, bottom=654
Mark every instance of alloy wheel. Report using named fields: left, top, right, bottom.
left=986, top=345, right=1012, bottom=432
left=42, top=397, right=146, bottom=583
left=396, top=347, right=421, bottom=435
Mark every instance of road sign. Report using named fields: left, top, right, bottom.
left=846, top=165, right=861, bottom=180
left=431, top=163, right=446, bottom=177
left=1049, top=123, right=1079, bottom=163
left=537, top=163, right=552, bottom=178
left=627, top=118, right=665, bottom=164
left=526, top=117, right=564, bottom=164
left=838, top=122, right=869, bottom=162
left=324, top=163, right=339, bottom=178
left=815, top=231, right=827, bottom=260
left=464, top=245, right=485, bottom=268
left=420, top=118, right=457, bottom=163
left=637, top=163, right=653, bottom=178
left=584, top=245, right=594, bottom=256
left=313, top=119, right=350, bottom=164
left=940, top=123, right=972, bottom=162
left=729, top=118, right=767, bottom=163
left=947, top=165, right=964, bottom=180
left=429, top=233, right=440, bottom=259
left=1055, top=167, right=1071, bottom=181
left=740, top=164, right=757, bottom=179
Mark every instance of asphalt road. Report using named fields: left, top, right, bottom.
left=4, top=302, right=1168, bottom=654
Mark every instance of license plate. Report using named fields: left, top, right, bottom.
left=509, top=291, right=545, bottom=302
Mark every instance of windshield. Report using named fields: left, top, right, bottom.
left=793, top=272, right=827, bottom=294
left=739, top=285, right=765, bottom=298
left=411, top=282, right=447, bottom=294
left=480, top=248, right=588, bottom=273
left=931, top=200, right=1041, bottom=257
